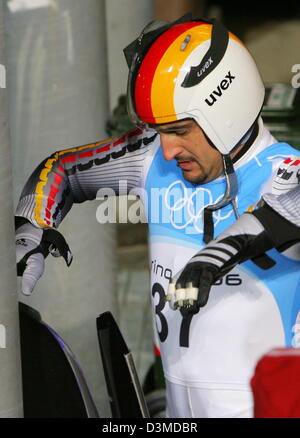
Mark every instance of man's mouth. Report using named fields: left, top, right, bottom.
left=177, top=160, right=195, bottom=171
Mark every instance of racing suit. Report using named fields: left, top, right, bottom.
left=16, top=118, right=300, bottom=418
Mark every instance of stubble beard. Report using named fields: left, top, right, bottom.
left=177, top=159, right=208, bottom=185
left=182, top=171, right=208, bottom=184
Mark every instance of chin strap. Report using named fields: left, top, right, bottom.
left=203, top=154, right=239, bottom=244
left=202, top=120, right=260, bottom=244
left=202, top=155, right=276, bottom=270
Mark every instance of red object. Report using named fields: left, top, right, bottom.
left=96, top=145, right=110, bottom=154
left=78, top=150, right=94, bottom=159
left=61, top=154, right=76, bottom=164
left=251, top=348, right=300, bottom=418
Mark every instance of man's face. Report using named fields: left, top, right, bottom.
left=155, top=119, right=223, bottom=184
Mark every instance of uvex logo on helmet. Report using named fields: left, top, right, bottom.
left=205, top=71, right=235, bottom=107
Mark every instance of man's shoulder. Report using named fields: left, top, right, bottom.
left=256, top=141, right=300, bottom=161
left=252, top=119, right=299, bottom=159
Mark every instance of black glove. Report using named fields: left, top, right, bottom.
left=166, top=211, right=276, bottom=314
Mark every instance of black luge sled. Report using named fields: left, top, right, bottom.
left=97, top=311, right=149, bottom=418
left=19, top=302, right=99, bottom=418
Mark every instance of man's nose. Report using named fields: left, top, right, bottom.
left=160, top=134, right=182, bottom=161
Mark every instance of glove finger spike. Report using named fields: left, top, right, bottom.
left=166, top=281, right=176, bottom=302
left=175, top=287, right=186, bottom=308
left=185, top=284, right=199, bottom=302
left=177, top=299, right=184, bottom=308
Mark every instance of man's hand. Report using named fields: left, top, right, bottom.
left=16, top=219, right=73, bottom=296
left=166, top=212, right=274, bottom=314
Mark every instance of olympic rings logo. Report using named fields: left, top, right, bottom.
left=164, top=180, right=236, bottom=234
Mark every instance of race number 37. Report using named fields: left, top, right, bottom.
left=152, top=274, right=242, bottom=348
left=152, top=282, right=196, bottom=348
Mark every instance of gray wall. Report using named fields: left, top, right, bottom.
left=0, top=0, right=23, bottom=418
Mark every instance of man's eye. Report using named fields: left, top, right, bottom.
left=157, top=128, right=189, bottom=136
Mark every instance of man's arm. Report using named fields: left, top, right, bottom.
left=16, top=128, right=158, bottom=295
left=16, top=128, right=157, bottom=228
left=262, top=185, right=300, bottom=228
left=167, top=186, right=300, bottom=314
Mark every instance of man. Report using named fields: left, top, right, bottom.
left=15, top=15, right=300, bottom=417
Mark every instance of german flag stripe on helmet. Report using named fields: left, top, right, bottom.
left=134, top=22, right=208, bottom=125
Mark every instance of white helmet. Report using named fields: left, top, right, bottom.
left=124, top=15, right=265, bottom=155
